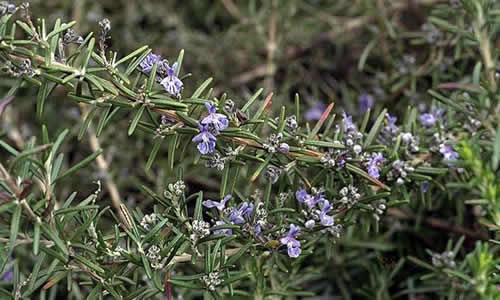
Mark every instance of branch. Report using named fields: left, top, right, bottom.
left=387, top=208, right=489, bottom=241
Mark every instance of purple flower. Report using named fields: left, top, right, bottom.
left=419, top=108, right=445, bottom=127
left=439, top=144, right=459, bottom=164
left=200, top=102, right=229, bottom=133
left=192, top=123, right=217, bottom=154
left=159, top=62, right=183, bottom=97
left=319, top=200, right=334, bottom=226
left=305, top=103, right=325, bottom=121
left=203, top=195, right=232, bottom=211
left=280, top=224, right=301, bottom=258
left=140, top=53, right=162, bottom=75
left=213, top=220, right=232, bottom=236
left=342, top=112, right=357, bottom=133
left=295, top=189, right=317, bottom=208
left=386, top=114, right=397, bottom=126
left=296, top=189, right=325, bottom=208
left=421, top=181, right=430, bottom=192
left=229, top=202, right=254, bottom=224
left=419, top=113, right=436, bottom=127
left=367, top=153, right=385, bottom=179
left=1, top=270, right=13, bottom=282
left=358, top=93, right=374, bottom=113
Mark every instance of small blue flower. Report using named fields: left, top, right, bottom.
left=319, top=200, right=334, bottom=226
left=140, top=53, right=162, bottom=75
left=1, top=270, right=13, bottom=282
left=419, top=108, right=445, bottom=127
left=305, top=102, right=325, bottom=121
left=203, top=195, right=232, bottom=211
left=386, top=114, right=397, bottom=127
left=159, top=62, right=183, bottom=97
left=213, top=220, right=232, bottom=236
left=421, top=181, right=430, bottom=192
left=280, top=224, right=301, bottom=258
left=201, top=102, right=229, bottom=133
left=295, top=189, right=315, bottom=208
left=229, top=202, right=254, bottom=224
left=367, top=153, right=385, bottom=179
left=358, top=93, right=374, bottom=113
left=439, top=144, right=459, bottom=165
left=342, top=112, right=357, bottom=133
left=192, top=123, right=217, bottom=154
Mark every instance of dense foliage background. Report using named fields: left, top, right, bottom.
left=0, top=0, right=498, bottom=299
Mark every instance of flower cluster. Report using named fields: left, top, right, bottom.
left=339, top=185, right=361, bottom=207
left=364, top=152, right=385, bottom=179
left=140, top=53, right=183, bottom=97
left=386, top=160, right=415, bottom=185
left=203, top=195, right=255, bottom=236
left=202, top=271, right=222, bottom=291
left=280, top=224, right=301, bottom=258
left=140, top=213, right=158, bottom=230
left=192, top=102, right=228, bottom=154
left=296, top=188, right=334, bottom=228
left=431, top=251, right=456, bottom=269
left=146, top=245, right=163, bottom=269
left=190, top=220, right=210, bottom=243
left=263, top=133, right=289, bottom=154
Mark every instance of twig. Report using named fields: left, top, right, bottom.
left=387, top=208, right=489, bottom=241
left=220, top=0, right=244, bottom=21
left=79, top=105, right=129, bottom=230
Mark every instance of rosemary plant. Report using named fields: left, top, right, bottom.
left=0, top=1, right=498, bottom=299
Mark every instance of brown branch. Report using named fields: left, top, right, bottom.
left=387, top=208, right=489, bottom=241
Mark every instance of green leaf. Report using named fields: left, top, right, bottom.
left=114, top=45, right=149, bottom=66
left=36, top=79, right=48, bottom=119
left=175, top=49, right=184, bottom=77
left=46, top=20, right=76, bottom=40
left=358, top=39, right=376, bottom=71
left=55, top=149, right=102, bottom=182
left=47, top=129, right=69, bottom=164
left=40, top=224, right=69, bottom=257
left=364, top=108, right=387, bottom=148
left=191, top=78, right=213, bottom=99
left=54, top=205, right=99, bottom=216
left=226, top=242, right=252, bottom=266
left=142, top=217, right=169, bottom=243
left=194, top=191, right=203, bottom=221
left=141, top=253, right=153, bottom=280
left=128, top=104, right=146, bottom=136
left=168, top=133, right=178, bottom=170
left=220, top=271, right=250, bottom=286
left=146, top=62, right=158, bottom=92
left=81, top=37, right=95, bottom=71
left=78, top=106, right=98, bottom=140
left=33, top=222, right=40, bottom=255
left=168, top=279, right=202, bottom=289
left=145, top=137, right=164, bottom=171
left=9, top=204, right=22, bottom=253
left=73, top=254, right=105, bottom=274
left=492, top=125, right=500, bottom=170
left=241, top=88, right=264, bottom=113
